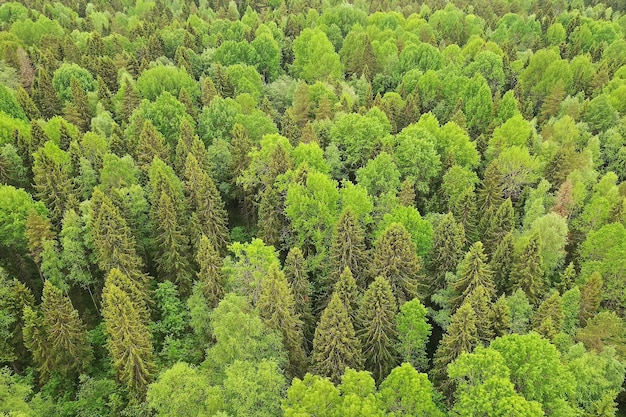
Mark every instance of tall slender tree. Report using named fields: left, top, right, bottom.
left=452, top=242, right=495, bottom=310
left=329, top=209, right=369, bottom=289
left=332, top=267, right=360, bottom=325
left=484, top=198, right=514, bottom=255
left=510, top=234, right=545, bottom=305
left=195, top=234, right=225, bottom=309
left=429, top=213, right=465, bottom=293
left=489, top=232, right=515, bottom=294
left=284, top=247, right=314, bottom=348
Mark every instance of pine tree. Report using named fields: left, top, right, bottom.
left=452, top=242, right=495, bottom=310
left=312, top=292, right=363, bottom=383
left=464, top=285, right=494, bottom=344
left=153, top=191, right=193, bottom=292
left=491, top=295, right=511, bottom=337
left=429, top=213, right=465, bottom=293
left=284, top=247, right=314, bottom=348
left=32, top=67, right=60, bottom=119
left=357, top=276, right=398, bottom=383
left=328, top=209, right=369, bottom=289
left=102, top=281, right=155, bottom=397
left=509, top=234, right=545, bottom=305
left=332, top=267, right=360, bottom=325
left=258, top=264, right=307, bottom=377
left=484, top=198, right=514, bottom=255
left=579, top=272, right=603, bottom=325
left=41, top=281, right=92, bottom=376
left=432, top=302, right=478, bottom=401
left=532, top=291, right=563, bottom=340
left=137, top=120, right=170, bottom=172
left=371, top=223, right=422, bottom=304
left=184, top=153, right=229, bottom=253
left=489, top=232, right=515, bottom=294
left=195, top=234, right=224, bottom=308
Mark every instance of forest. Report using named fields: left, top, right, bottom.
left=1, top=0, right=626, bottom=415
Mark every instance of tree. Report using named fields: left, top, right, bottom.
left=282, top=373, right=341, bottom=417
left=312, top=292, right=363, bottom=383
left=291, top=28, right=343, bottom=82
left=465, top=285, right=495, bottom=344
left=452, top=242, right=495, bottom=310
left=0, top=368, right=34, bottom=416
left=579, top=272, right=602, bottom=325
left=490, top=232, right=515, bottom=294
left=370, top=223, right=422, bottom=304
left=396, top=298, right=431, bottom=371
left=329, top=209, right=369, bottom=289
left=196, top=234, right=225, bottom=309
left=136, top=120, right=170, bottom=173
left=258, top=264, right=307, bottom=377
left=484, top=199, right=514, bottom=255
left=33, top=67, right=60, bottom=119
left=532, top=291, right=564, bottom=340
left=65, top=76, right=92, bottom=132
left=332, top=267, right=360, bottom=325
left=510, top=233, right=545, bottom=305
left=102, top=279, right=155, bottom=397
left=429, top=213, right=465, bottom=293
left=284, top=247, right=314, bottom=348
left=357, top=276, right=398, bottom=382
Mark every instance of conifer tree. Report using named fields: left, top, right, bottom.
left=121, top=80, right=141, bottom=122
left=195, top=234, right=224, bottom=308
left=291, top=81, right=311, bottom=128
left=25, top=210, right=55, bottom=268
left=510, top=234, right=545, bottom=305
left=357, top=276, right=398, bottom=383
left=105, top=268, right=148, bottom=319
left=102, top=281, right=155, bottom=397
left=558, top=262, right=576, bottom=294
left=431, top=302, right=479, bottom=400
left=429, top=213, right=465, bottom=293
left=463, top=285, right=494, bottom=344
left=174, top=118, right=196, bottom=178
left=258, top=264, right=307, bottom=377
left=184, top=153, right=229, bottom=253
left=153, top=191, right=193, bottom=292
left=484, top=198, right=514, bottom=255
left=329, top=209, right=369, bottom=289
left=201, top=76, right=219, bottom=107
left=284, top=247, right=314, bottom=347
left=178, top=87, right=196, bottom=118
left=451, top=189, right=478, bottom=242
left=370, top=223, right=422, bottom=304
left=478, top=160, right=504, bottom=213
left=66, top=76, right=92, bottom=132
left=489, top=232, right=515, bottom=294
left=257, top=184, right=282, bottom=249
left=579, top=272, right=603, bottom=325
left=332, top=267, right=360, bottom=325
left=315, top=95, right=333, bottom=121
left=41, top=281, right=92, bottom=376
left=452, top=242, right=495, bottom=310
left=22, top=305, right=52, bottom=379
left=398, top=179, right=416, bottom=206
left=300, top=123, right=318, bottom=144
left=532, top=291, right=564, bottom=340
left=312, top=292, right=363, bottom=383
left=32, top=67, right=60, bottom=119
left=16, top=86, right=40, bottom=120
left=137, top=120, right=170, bottom=172
left=491, top=295, right=511, bottom=337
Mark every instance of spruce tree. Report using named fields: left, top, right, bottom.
left=174, top=118, right=196, bottom=178
left=22, top=305, right=52, bottom=379
left=491, top=295, right=511, bottom=337
left=257, top=184, right=282, bottom=249
left=258, top=264, right=307, bottom=377
left=489, top=232, right=515, bottom=294
left=137, top=120, right=170, bottom=172
left=370, top=223, right=422, bottom=304
left=429, top=213, right=466, bottom=293
left=25, top=210, right=55, bottom=267
left=102, top=281, right=155, bottom=397
left=153, top=191, right=193, bottom=292
left=184, top=153, right=229, bottom=253
left=121, top=80, right=141, bottom=122
left=357, top=276, right=398, bottom=383
left=484, top=198, right=514, bottom=255
left=329, top=209, right=369, bottom=289
left=579, top=272, right=603, bottom=325
left=332, top=267, right=360, bottom=325
left=398, top=178, right=416, bottom=206
left=463, top=285, right=494, bottom=344
left=291, top=81, right=311, bottom=128
left=66, top=76, right=92, bottom=132
left=452, top=242, right=495, bottom=310
left=532, top=291, right=563, bottom=340
left=312, top=292, right=363, bottom=383
left=201, top=76, right=219, bottom=107
left=32, top=67, right=60, bottom=119
left=105, top=268, right=148, bottom=319
left=16, top=86, right=40, bottom=120
left=195, top=234, right=224, bottom=308
left=284, top=247, right=314, bottom=348
left=41, top=281, right=92, bottom=376
left=478, top=160, right=504, bottom=213
left=509, top=234, right=545, bottom=305
left=451, top=189, right=478, bottom=243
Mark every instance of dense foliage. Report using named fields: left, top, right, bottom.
left=1, top=0, right=626, bottom=415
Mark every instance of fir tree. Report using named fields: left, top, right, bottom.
left=484, top=198, right=514, bottom=255
left=579, top=272, right=603, bottom=325
left=16, top=86, right=40, bottom=120
left=121, top=81, right=141, bottom=122
left=257, top=184, right=282, bottom=249
left=478, top=160, right=504, bottom=213
left=137, top=120, right=170, bottom=172
left=32, top=67, right=60, bottom=119
left=258, top=264, right=307, bottom=377
left=463, top=285, right=494, bottom=344
left=284, top=247, right=314, bottom=348
left=452, top=242, right=495, bottom=310
left=489, top=232, right=515, bottom=294
left=357, top=276, right=398, bottom=383
left=491, top=295, right=511, bottom=337
left=41, top=281, right=92, bottom=376
left=201, top=76, right=219, bottom=107
left=370, top=223, right=422, bottom=304
left=510, top=234, right=545, bottom=305
left=184, top=153, right=229, bottom=253
left=429, top=213, right=465, bottom=293
left=22, top=305, right=52, bottom=380
left=532, top=291, right=564, bottom=340
left=312, top=292, right=363, bottom=384
left=195, top=234, right=224, bottom=309
left=153, top=191, right=193, bottom=292
left=332, top=267, right=360, bottom=325
left=102, top=281, right=155, bottom=397
left=328, top=209, right=369, bottom=289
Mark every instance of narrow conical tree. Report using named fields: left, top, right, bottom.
left=102, top=281, right=155, bottom=397
left=284, top=247, right=314, bottom=348
left=41, top=281, right=92, bottom=376
left=484, top=198, right=514, bottom=255
left=32, top=67, right=60, bottom=119
left=431, top=302, right=479, bottom=401
left=357, top=276, right=398, bottom=383
left=201, top=76, right=219, bottom=106
left=478, top=160, right=504, bottom=213
left=173, top=118, right=197, bottom=178
left=329, top=209, right=369, bottom=289
left=66, top=76, right=92, bottom=132
left=491, top=295, right=511, bottom=337
left=16, top=86, right=40, bottom=120
left=463, top=285, right=494, bottom=344
left=291, top=80, right=311, bottom=128
left=258, top=264, right=307, bottom=377
left=398, top=178, right=416, bottom=206
left=532, top=291, right=563, bottom=340
left=370, top=223, right=422, bottom=304
left=153, top=191, right=193, bottom=292
left=429, top=213, right=465, bottom=293
left=489, top=232, right=515, bottom=294
left=558, top=262, right=576, bottom=293
left=332, top=267, right=360, bottom=324
left=184, top=153, right=229, bottom=253
left=22, top=305, right=52, bottom=379
left=452, top=242, right=495, bottom=310
left=510, top=234, right=545, bottom=305
left=451, top=189, right=478, bottom=243
left=312, top=292, right=363, bottom=383
left=257, top=184, right=282, bottom=249
left=579, top=272, right=602, bottom=325
left=121, top=80, right=141, bottom=122
left=105, top=268, right=148, bottom=319
left=195, top=234, right=224, bottom=308
left=137, top=121, right=170, bottom=172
